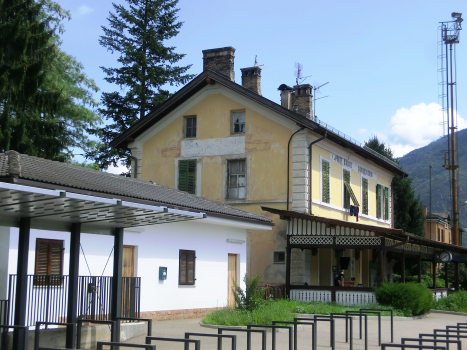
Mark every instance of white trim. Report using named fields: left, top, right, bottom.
left=121, top=201, right=166, bottom=213
left=201, top=215, right=272, bottom=230
left=0, top=182, right=62, bottom=197
left=63, top=192, right=119, bottom=205
left=167, top=208, right=205, bottom=219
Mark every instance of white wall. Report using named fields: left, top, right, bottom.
left=7, top=218, right=248, bottom=312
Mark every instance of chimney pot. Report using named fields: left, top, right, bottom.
left=293, top=84, right=313, bottom=118
left=202, top=47, right=235, bottom=82
left=240, top=66, right=262, bottom=95
left=278, top=84, right=293, bottom=109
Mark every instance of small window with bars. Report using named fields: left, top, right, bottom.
left=185, top=116, right=196, bottom=138
left=227, top=159, right=246, bottom=199
left=321, top=160, right=330, bottom=204
left=231, top=111, right=245, bottom=134
left=179, top=249, right=196, bottom=285
left=34, top=239, right=63, bottom=285
left=178, top=160, right=196, bottom=194
left=362, top=178, right=369, bottom=215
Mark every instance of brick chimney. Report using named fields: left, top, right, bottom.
left=240, top=66, right=261, bottom=95
left=202, top=47, right=235, bottom=82
left=292, top=84, right=313, bottom=118
left=278, top=84, right=293, bottom=109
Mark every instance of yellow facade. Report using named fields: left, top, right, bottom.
left=132, top=86, right=396, bottom=284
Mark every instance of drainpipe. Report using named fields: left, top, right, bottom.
left=287, top=127, right=306, bottom=210
left=308, top=132, right=327, bottom=215
left=128, top=155, right=138, bottom=178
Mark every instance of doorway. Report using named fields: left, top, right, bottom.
left=228, top=254, right=238, bottom=308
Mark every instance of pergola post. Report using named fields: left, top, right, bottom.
left=401, top=252, right=405, bottom=283
left=286, top=237, right=291, bottom=298
left=111, top=227, right=124, bottom=342
left=418, top=254, right=422, bottom=284
left=13, top=218, right=30, bottom=350
left=444, top=263, right=449, bottom=288
left=454, top=262, right=460, bottom=290
left=66, top=223, right=81, bottom=348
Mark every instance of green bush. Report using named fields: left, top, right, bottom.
left=434, top=291, right=467, bottom=312
left=375, top=282, right=433, bottom=316
left=233, top=274, right=265, bottom=311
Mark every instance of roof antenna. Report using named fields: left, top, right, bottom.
left=254, top=55, right=264, bottom=67
left=294, top=62, right=311, bottom=85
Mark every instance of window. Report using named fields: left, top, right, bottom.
left=438, top=228, right=441, bottom=241
left=178, top=160, right=196, bottom=194
left=362, top=178, right=369, bottom=215
left=231, top=111, right=245, bottom=134
left=321, top=160, right=330, bottom=203
left=179, top=249, right=195, bottom=285
left=35, top=239, right=63, bottom=275
left=184, top=116, right=196, bottom=138
left=384, top=187, right=389, bottom=221
left=227, top=159, right=246, bottom=199
left=442, top=229, right=445, bottom=242
left=35, top=239, right=63, bottom=285
left=273, top=251, right=285, bottom=264
left=376, top=184, right=382, bottom=219
left=343, top=169, right=351, bottom=209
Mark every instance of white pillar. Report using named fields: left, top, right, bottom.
left=0, top=226, right=10, bottom=299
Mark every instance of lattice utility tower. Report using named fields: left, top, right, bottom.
left=438, top=12, right=463, bottom=245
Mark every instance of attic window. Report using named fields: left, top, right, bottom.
left=185, top=116, right=197, bottom=138
left=232, top=111, right=245, bottom=134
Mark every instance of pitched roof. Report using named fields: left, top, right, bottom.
left=0, top=151, right=273, bottom=225
left=110, top=70, right=406, bottom=177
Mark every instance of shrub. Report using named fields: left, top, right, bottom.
left=434, top=291, right=467, bottom=312
left=233, top=274, right=265, bottom=311
left=375, top=282, right=433, bottom=316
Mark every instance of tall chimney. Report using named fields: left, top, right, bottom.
left=202, top=47, right=235, bottom=82
left=240, top=66, right=261, bottom=95
left=293, top=84, right=313, bottom=118
left=278, top=84, right=293, bottom=109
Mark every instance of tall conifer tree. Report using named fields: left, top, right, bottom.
left=365, top=136, right=426, bottom=236
left=87, top=0, right=193, bottom=170
left=0, top=0, right=101, bottom=161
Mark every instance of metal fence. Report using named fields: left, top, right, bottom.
left=7, top=275, right=140, bottom=327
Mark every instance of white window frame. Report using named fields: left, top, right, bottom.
left=226, top=158, right=247, bottom=199
left=231, top=110, right=246, bottom=135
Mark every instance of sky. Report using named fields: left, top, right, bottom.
left=55, top=0, right=467, bottom=171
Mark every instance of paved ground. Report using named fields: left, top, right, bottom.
left=116, top=312, right=467, bottom=350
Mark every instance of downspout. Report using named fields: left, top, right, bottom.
left=128, top=155, right=138, bottom=178
left=308, top=132, right=327, bottom=214
left=287, top=127, right=306, bottom=210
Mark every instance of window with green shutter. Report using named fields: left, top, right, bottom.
left=178, top=160, right=196, bottom=194
left=343, top=169, right=350, bottom=209
left=322, top=160, right=330, bottom=203
left=384, top=187, right=389, bottom=220
left=376, top=184, right=382, bottom=219
left=362, top=178, right=369, bottom=215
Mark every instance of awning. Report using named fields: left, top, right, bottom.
left=0, top=182, right=206, bottom=234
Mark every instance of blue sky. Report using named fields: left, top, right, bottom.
left=56, top=0, right=467, bottom=168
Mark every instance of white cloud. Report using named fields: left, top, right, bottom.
left=384, top=102, right=466, bottom=157
left=105, top=163, right=129, bottom=175
left=358, top=128, right=367, bottom=135
left=77, top=5, right=94, bottom=15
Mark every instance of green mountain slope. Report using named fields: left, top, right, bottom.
left=398, top=128, right=467, bottom=225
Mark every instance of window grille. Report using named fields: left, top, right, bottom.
left=227, top=159, right=246, bottom=199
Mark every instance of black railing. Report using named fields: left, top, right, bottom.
left=7, top=275, right=140, bottom=327
left=0, top=299, right=8, bottom=326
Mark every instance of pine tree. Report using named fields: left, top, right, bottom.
left=365, top=136, right=426, bottom=236
left=87, top=0, right=193, bottom=171
left=0, top=0, right=101, bottom=161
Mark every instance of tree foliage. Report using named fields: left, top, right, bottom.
left=0, top=0, right=101, bottom=161
left=365, top=136, right=425, bottom=236
left=87, top=0, right=194, bottom=170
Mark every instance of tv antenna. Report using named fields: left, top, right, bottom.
left=294, top=62, right=311, bottom=85
left=254, top=55, right=264, bottom=68
left=313, top=82, right=329, bottom=120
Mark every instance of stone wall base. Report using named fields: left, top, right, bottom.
left=141, top=307, right=222, bottom=321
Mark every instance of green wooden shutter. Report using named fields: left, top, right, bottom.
left=322, top=160, right=330, bottom=203
left=362, top=178, right=369, bottom=215
left=376, top=184, right=382, bottom=219
left=384, top=187, right=389, bottom=220
left=343, top=169, right=350, bottom=209
left=178, top=160, right=196, bottom=194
